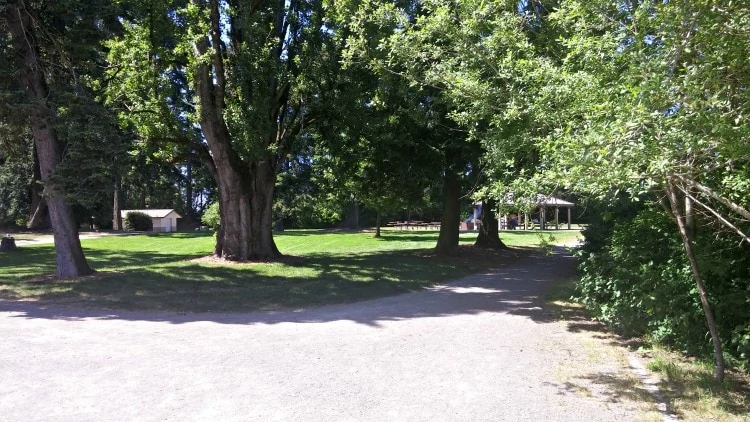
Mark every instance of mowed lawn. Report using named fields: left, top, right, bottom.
left=0, top=229, right=581, bottom=312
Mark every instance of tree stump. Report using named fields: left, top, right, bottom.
left=0, top=236, right=17, bottom=252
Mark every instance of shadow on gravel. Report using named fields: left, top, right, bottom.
left=2, top=247, right=578, bottom=328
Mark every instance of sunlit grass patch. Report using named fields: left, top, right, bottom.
left=0, top=229, right=567, bottom=312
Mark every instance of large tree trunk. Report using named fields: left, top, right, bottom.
left=212, top=153, right=280, bottom=261
left=666, top=178, right=724, bottom=383
left=248, top=162, right=280, bottom=259
left=474, top=198, right=507, bottom=249
left=26, top=144, right=48, bottom=230
left=8, top=2, right=93, bottom=278
left=436, top=171, right=461, bottom=255
left=192, top=0, right=292, bottom=261
left=195, top=45, right=280, bottom=261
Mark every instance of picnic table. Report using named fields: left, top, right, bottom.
left=386, top=221, right=441, bottom=230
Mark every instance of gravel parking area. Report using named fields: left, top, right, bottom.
left=0, top=248, right=661, bottom=421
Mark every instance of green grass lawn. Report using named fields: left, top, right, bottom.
left=0, top=229, right=580, bottom=312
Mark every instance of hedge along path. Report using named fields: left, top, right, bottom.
left=0, top=248, right=666, bottom=421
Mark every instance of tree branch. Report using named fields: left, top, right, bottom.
left=677, top=185, right=750, bottom=244
left=677, top=175, right=750, bottom=221
left=209, top=0, right=226, bottom=110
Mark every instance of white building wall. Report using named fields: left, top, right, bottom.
left=154, top=217, right=177, bottom=232
left=152, top=218, right=168, bottom=232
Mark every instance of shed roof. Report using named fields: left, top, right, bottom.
left=121, top=209, right=182, bottom=219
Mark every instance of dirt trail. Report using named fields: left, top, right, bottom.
left=0, top=248, right=664, bottom=421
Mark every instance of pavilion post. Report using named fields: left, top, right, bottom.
left=567, top=208, right=571, bottom=230
left=555, top=207, right=559, bottom=230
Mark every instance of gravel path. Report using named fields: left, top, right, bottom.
left=11, top=231, right=137, bottom=246
left=0, top=248, right=659, bottom=421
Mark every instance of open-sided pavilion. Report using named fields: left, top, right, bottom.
left=500, top=195, right=576, bottom=230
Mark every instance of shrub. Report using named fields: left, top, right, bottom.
left=124, top=212, right=152, bottom=231
left=201, top=202, right=220, bottom=231
left=576, top=204, right=750, bottom=370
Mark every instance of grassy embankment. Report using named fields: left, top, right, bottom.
left=0, top=229, right=580, bottom=312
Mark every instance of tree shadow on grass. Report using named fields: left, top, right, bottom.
left=84, top=248, right=206, bottom=269
left=1, top=247, right=578, bottom=328
left=546, top=365, right=750, bottom=420
left=659, top=366, right=750, bottom=418
left=543, top=275, right=750, bottom=420
left=0, top=244, right=209, bottom=284
left=544, top=373, right=670, bottom=418
left=545, top=374, right=657, bottom=404
left=0, top=247, right=57, bottom=280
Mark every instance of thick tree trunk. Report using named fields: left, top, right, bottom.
left=194, top=34, right=275, bottom=259
left=8, top=2, right=92, bottom=278
left=436, top=172, right=461, bottom=255
left=247, top=162, right=280, bottom=259
left=192, top=0, right=287, bottom=261
left=667, top=179, right=724, bottom=383
left=214, top=159, right=280, bottom=261
left=474, top=198, right=507, bottom=249
left=26, top=144, right=48, bottom=230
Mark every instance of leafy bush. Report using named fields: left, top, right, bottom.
left=576, top=204, right=750, bottom=370
left=124, top=212, right=152, bottom=231
left=201, top=202, right=220, bottom=231
left=0, top=156, right=32, bottom=228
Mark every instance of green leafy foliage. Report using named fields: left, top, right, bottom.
left=578, top=204, right=750, bottom=370
left=0, top=148, right=32, bottom=227
left=124, top=212, right=152, bottom=232
left=201, top=202, right=220, bottom=231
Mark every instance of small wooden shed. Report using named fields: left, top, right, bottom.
left=121, top=209, right=182, bottom=232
